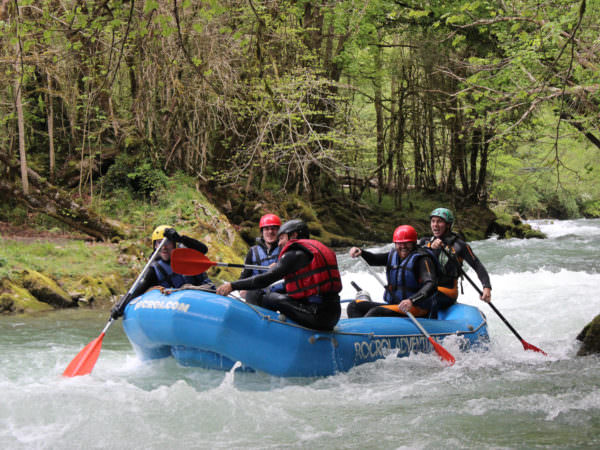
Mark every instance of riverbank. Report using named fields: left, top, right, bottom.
left=0, top=182, right=543, bottom=315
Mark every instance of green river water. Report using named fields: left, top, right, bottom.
left=1, top=219, right=599, bottom=449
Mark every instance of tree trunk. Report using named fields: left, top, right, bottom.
left=374, top=30, right=384, bottom=203
left=46, top=71, right=55, bottom=184
left=0, top=152, right=127, bottom=241
left=15, top=42, right=28, bottom=195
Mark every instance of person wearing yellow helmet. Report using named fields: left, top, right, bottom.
left=419, top=207, right=492, bottom=304
left=111, top=226, right=212, bottom=318
left=347, top=225, right=440, bottom=318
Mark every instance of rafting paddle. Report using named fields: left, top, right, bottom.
left=63, top=239, right=168, bottom=377
left=439, top=247, right=547, bottom=356
left=358, top=256, right=456, bottom=366
left=171, top=248, right=269, bottom=275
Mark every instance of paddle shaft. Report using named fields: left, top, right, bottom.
left=213, top=262, right=268, bottom=271
left=439, top=247, right=529, bottom=339
left=358, top=255, right=455, bottom=365
left=440, top=246, right=547, bottom=354
left=63, top=239, right=168, bottom=377
left=114, top=238, right=169, bottom=313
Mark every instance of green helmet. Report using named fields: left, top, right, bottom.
left=430, top=208, right=454, bottom=227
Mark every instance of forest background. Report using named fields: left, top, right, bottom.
left=1, top=0, right=599, bottom=312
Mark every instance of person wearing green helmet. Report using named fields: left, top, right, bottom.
left=110, top=226, right=213, bottom=319
left=419, top=208, right=492, bottom=304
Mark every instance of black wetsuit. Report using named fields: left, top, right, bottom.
left=419, top=232, right=491, bottom=301
left=231, top=246, right=341, bottom=331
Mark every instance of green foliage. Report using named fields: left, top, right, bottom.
left=102, top=153, right=168, bottom=200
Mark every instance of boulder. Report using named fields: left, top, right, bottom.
left=577, top=314, right=600, bottom=356
left=0, top=279, right=54, bottom=313
left=17, top=269, right=76, bottom=308
left=71, top=275, right=115, bottom=308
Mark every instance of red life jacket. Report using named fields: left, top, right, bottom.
left=279, top=239, right=342, bottom=299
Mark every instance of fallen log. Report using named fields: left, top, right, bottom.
left=0, top=153, right=127, bottom=241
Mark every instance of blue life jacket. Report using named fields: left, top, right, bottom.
left=153, top=259, right=211, bottom=288
left=384, top=248, right=436, bottom=304
left=249, top=242, right=280, bottom=276
left=250, top=242, right=284, bottom=293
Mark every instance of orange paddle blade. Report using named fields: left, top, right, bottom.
left=171, top=248, right=216, bottom=275
left=63, top=332, right=106, bottom=377
left=429, top=337, right=456, bottom=366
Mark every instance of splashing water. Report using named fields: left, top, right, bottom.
left=1, top=220, right=599, bottom=449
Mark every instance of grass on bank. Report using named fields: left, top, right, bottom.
left=0, top=239, right=129, bottom=280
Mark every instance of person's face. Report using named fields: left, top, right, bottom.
left=261, top=225, right=279, bottom=246
left=430, top=216, right=448, bottom=238
left=278, top=233, right=289, bottom=247
left=395, top=241, right=415, bottom=260
left=156, top=239, right=175, bottom=261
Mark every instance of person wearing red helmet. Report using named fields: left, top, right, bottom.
left=217, top=219, right=342, bottom=331
left=238, top=213, right=283, bottom=305
left=347, top=225, right=440, bottom=318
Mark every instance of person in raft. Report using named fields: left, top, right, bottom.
left=238, top=213, right=284, bottom=305
left=347, top=225, right=440, bottom=318
left=419, top=207, right=492, bottom=304
left=216, top=219, right=342, bottom=331
left=111, top=225, right=214, bottom=319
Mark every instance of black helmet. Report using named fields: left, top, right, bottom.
left=277, top=219, right=309, bottom=239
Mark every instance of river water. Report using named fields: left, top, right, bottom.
left=1, top=219, right=599, bottom=449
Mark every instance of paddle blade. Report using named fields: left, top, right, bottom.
left=429, top=337, right=456, bottom=366
left=171, top=248, right=216, bottom=275
left=63, top=332, right=106, bottom=377
left=521, top=339, right=548, bottom=356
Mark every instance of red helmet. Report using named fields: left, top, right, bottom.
left=393, top=225, right=417, bottom=243
left=259, top=213, right=281, bottom=228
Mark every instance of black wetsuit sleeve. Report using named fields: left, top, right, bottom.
left=231, top=248, right=312, bottom=291
left=455, top=241, right=491, bottom=289
left=410, top=256, right=438, bottom=305
left=179, top=235, right=208, bottom=254
left=360, top=249, right=388, bottom=266
left=238, top=249, right=255, bottom=280
left=130, top=267, right=160, bottom=299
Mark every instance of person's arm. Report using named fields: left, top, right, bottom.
left=455, top=241, right=491, bottom=289
left=238, top=249, right=255, bottom=280
left=129, top=268, right=159, bottom=298
left=179, top=235, right=208, bottom=254
left=408, top=256, right=438, bottom=306
left=231, top=248, right=311, bottom=291
left=163, top=228, right=209, bottom=254
left=360, top=249, right=388, bottom=266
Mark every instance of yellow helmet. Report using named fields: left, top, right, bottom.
left=152, top=225, right=172, bottom=245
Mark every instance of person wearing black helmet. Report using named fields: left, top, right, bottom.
left=347, top=225, right=439, bottom=318
left=110, top=225, right=213, bottom=319
left=216, top=219, right=342, bottom=331
left=419, top=207, right=492, bottom=304
left=238, top=213, right=283, bottom=305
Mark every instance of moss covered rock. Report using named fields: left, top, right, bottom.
left=70, top=276, right=115, bottom=308
left=487, top=213, right=546, bottom=239
left=0, top=279, right=54, bottom=314
left=576, top=314, right=600, bottom=356
left=17, top=269, right=76, bottom=308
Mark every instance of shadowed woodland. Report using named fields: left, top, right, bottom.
left=1, top=1, right=599, bottom=239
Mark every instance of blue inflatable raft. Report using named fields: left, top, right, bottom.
left=123, top=289, right=488, bottom=377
